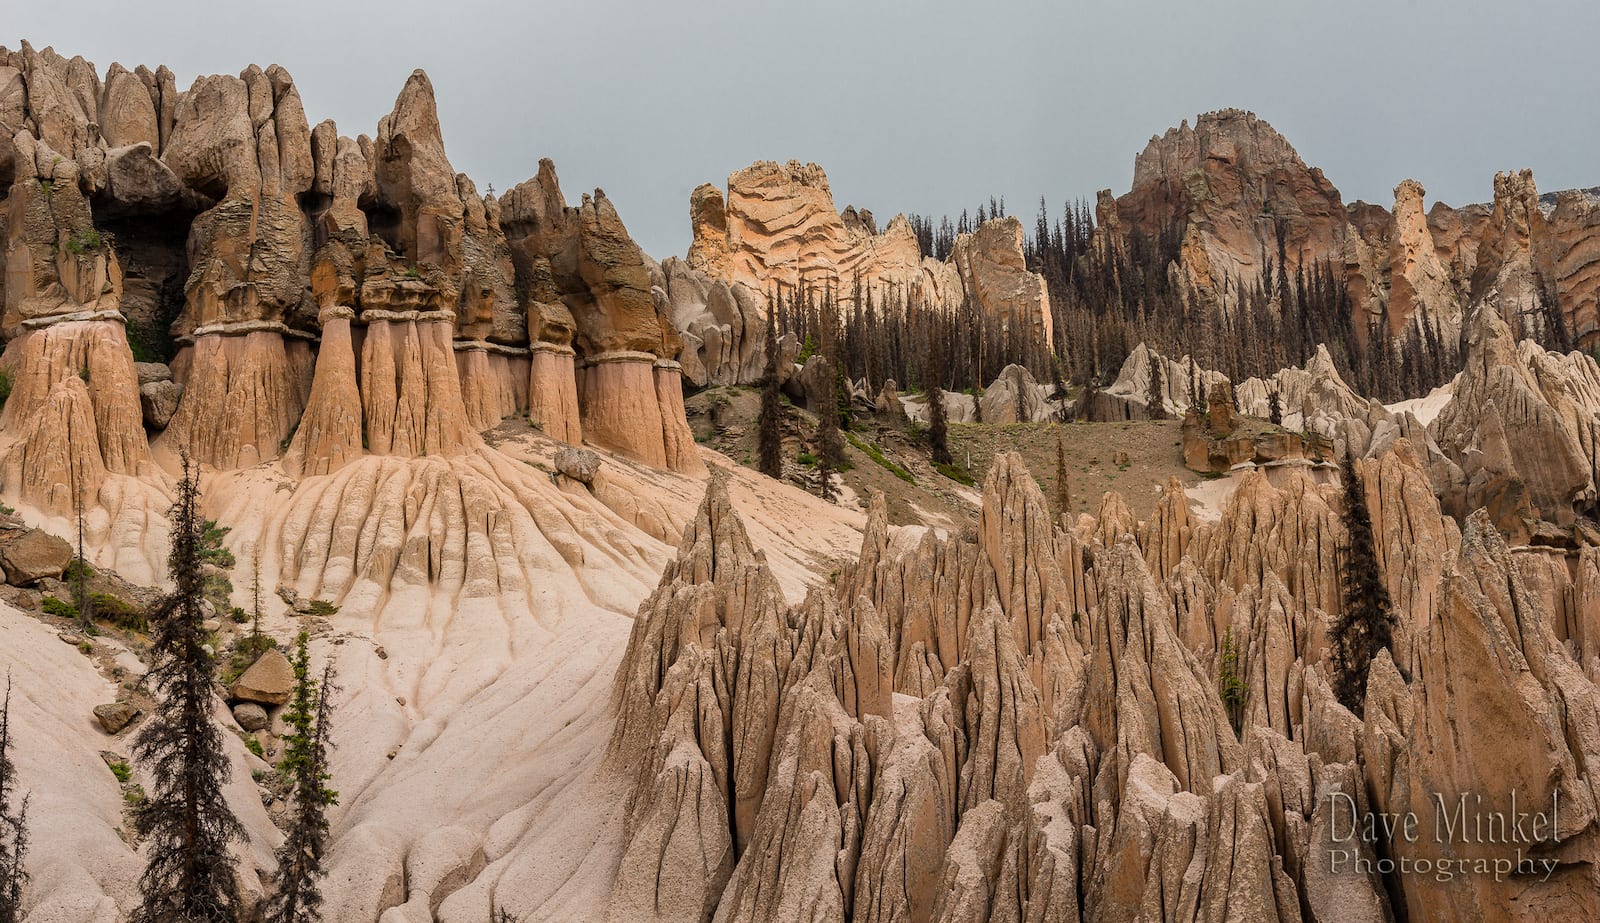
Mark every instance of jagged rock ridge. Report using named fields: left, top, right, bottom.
left=0, top=41, right=704, bottom=505
left=675, top=160, right=1054, bottom=387
left=1107, top=108, right=1600, bottom=355
left=604, top=428, right=1600, bottom=920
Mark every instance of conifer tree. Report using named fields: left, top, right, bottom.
left=0, top=675, right=29, bottom=923
left=758, top=305, right=784, bottom=479
left=1328, top=449, right=1396, bottom=715
left=1048, top=355, right=1069, bottom=407
left=814, top=355, right=842, bottom=503
left=928, top=345, right=952, bottom=466
left=73, top=482, right=92, bottom=633
left=816, top=326, right=846, bottom=470
left=132, top=454, right=244, bottom=923
left=832, top=355, right=852, bottom=435
left=1146, top=357, right=1167, bottom=420
left=251, top=550, right=264, bottom=642
left=1054, top=426, right=1071, bottom=518
left=265, top=633, right=338, bottom=923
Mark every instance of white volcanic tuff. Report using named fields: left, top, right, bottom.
left=0, top=320, right=173, bottom=585
left=0, top=321, right=149, bottom=489
left=292, top=450, right=861, bottom=922
left=156, top=330, right=313, bottom=470
left=0, top=605, right=142, bottom=922
left=14, top=44, right=1600, bottom=923
left=282, top=314, right=363, bottom=477
left=0, top=605, right=281, bottom=921
left=1233, top=345, right=1373, bottom=438
left=0, top=130, right=164, bottom=533
left=15, top=391, right=1600, bottom=922
left=12, top=429, right=867, bottom=923
left=1106, top=343, right=1233, bottom=418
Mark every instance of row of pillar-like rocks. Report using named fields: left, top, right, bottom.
left=605, top=445, right=1600, bottom=922
left=0, top=43, right=702, bottom=516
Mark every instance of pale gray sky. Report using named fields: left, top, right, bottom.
left=11, top=0, right=1598, bottom=258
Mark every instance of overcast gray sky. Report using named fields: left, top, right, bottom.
left=11, top=0, right=1598, bottom=258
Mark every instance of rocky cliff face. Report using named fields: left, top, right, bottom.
left=654, top=254, right=798, bottom=389
left=949, top=216, right=1054, bottom=351
left=0, top=42, right=704, bottom=488
left=1541, top=188, right=1600, bottom=345
left=1429, top=304, right=1600, bottom=538
left=687, top=161, right=925, bottom=298
left=679, top=160, right=1054, bottom=380
left=1106, top=109, right=1600, bottom=357
left=1114, top=110, right=1348, bottom=313
left=1382, top=178, right=1462, bottom=344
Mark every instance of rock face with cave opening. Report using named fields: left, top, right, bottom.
left=0, top=44, right=703, bottom=489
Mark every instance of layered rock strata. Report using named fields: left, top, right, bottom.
left=682, top=161, right=1054, bottom=360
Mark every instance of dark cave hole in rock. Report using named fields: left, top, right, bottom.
left=95, top=208, right=196, bottom=366
left=300, top=189, right=334, bottom=250
left=364, top=200, right=404, bottom=261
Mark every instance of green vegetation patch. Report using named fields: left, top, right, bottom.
left=846, top=433, right=914, bottom=484
left=63, top=229, right=103, bottom=255
left=42, top=596, right=78, bottom=620
left=934, top=462, right=976, bottom=486
left=91, top=593, right=148, bottom=633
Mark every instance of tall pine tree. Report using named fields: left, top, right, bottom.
left=1328, top=449, right=1396, bottom=715
left=814, top=353, right=842, bottom=503
left=927, top=345, right=952, bottom=467
left=1054, top=425, right=1071, bottom=518
left=1146, top=357, right=1167, bottom=420
left=132, top=454, right=244, bottom=923
left=0, top=675, right=29, bottom=923
left=73, top=480, right=92, bottom=633
left=265, top=632, right=338, bottom=923
left=758, top=307, right=784, bottom=479
left=814, top=292, right=846, bottom=502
